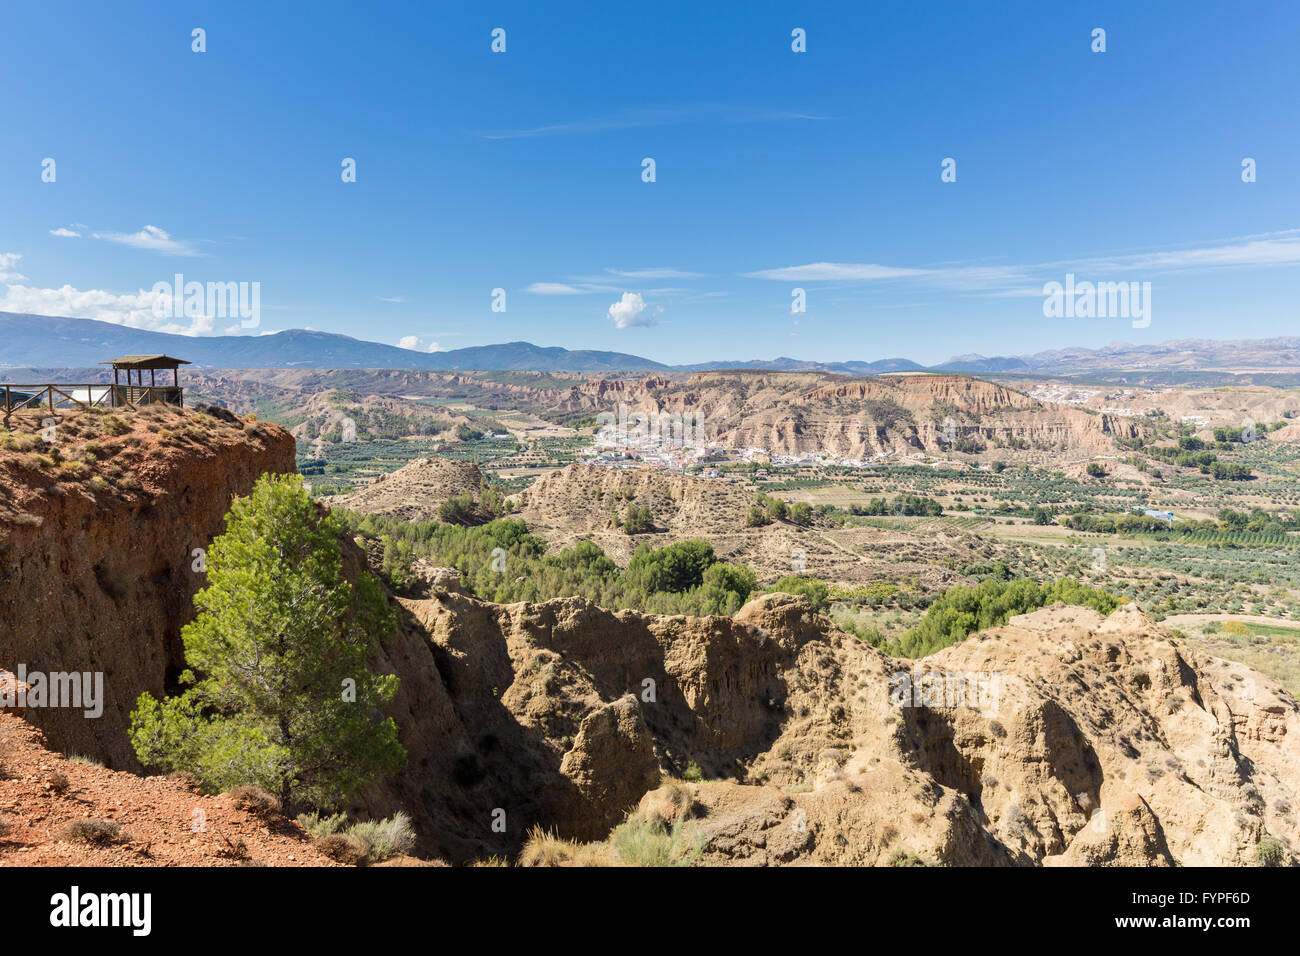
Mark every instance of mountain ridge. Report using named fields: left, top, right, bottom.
left=4, top=311, right=1300, bottom=376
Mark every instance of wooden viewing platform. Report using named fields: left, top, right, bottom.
left=1, top=355, right=190, bottom=414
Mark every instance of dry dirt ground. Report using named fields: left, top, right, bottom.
left=0, top=713, right=338, bottom=867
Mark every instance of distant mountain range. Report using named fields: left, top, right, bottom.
left=3, top=312, right=1300, bottom=379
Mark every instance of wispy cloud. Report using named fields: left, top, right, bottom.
left=49, top=226, right=82, bottom=238
left=377, top=295, right=407, bottom=303
left=95, top=224, right=203, bottom=257
left=744, top=231, right=1300, bottom=296
left=0, top=252, right=26, bottom=282
left=474, top=104, right=832, bottom=140
left=744, top=262, right=930, bottom=282
left=604, top=267, right=710, bottom=279
left=525, top=282, right=597, bottom=295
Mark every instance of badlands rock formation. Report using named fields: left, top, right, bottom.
left=358, top=568, right=1298, bottom=866
left=518, top=463, right=754, bottom=540
left=328, top=456, right=486, bottom=522
left=547, top=372, right=1142, bottom=460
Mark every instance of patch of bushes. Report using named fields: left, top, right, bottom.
left=298, top=811, right=416, bottom=865
left=57, top=819, right=128, bottom=846
left=766, top=575, right=829, bottom=611
left=888, top=577, right=1124, bottom=657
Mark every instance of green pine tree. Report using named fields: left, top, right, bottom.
left=129, top=473, right=405, bottom=810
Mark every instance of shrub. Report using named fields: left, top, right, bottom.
left=682, top=761, right=704, bottom=783
left=317, top=833, right=366, bottom=865
left=345, top=812, right=416, bottom=864
left=623, top=504, right=654, bottom=535
left=231, top=785, right=282, bottom=819
left=887, top=849, right=924, bottom=867
left=296, top=811, right=348, bottom=838
left=518, top=827, right=607, bottom=867
left=610, top=815, right=701, bottom=867
left=57, top=819, right=127, bottom=846
left=1255, top=835, right=1285, bottom=867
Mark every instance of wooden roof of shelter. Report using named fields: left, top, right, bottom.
left=98, top=355, right=192, bottom=370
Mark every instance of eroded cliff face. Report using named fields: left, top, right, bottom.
left=549, top=371, right=1142, bottom=460
left=0, top=406, right=294, bottom=768
left=354, top=568, right=1299, bottom=866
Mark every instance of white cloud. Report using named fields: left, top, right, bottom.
left=378, top=296, right=407, bottom=303
left=525, top=282, right=590, bottom=295
left=0, top=253, right=26, bottom=282
left=96, top=224, right=202, bottom=257
left=607, top=292, right=655, bottom=328
left=744, top=231, right=1300, bottom=294
left=397, top=335, right=442, bottom=352
left=0, top=279, right=213, bottom=335
left=605, top=267, right=709, bottom=279
left=744, top=262, right=931, bottom=282
left=0, top=251, right=215, bottom=330
left=49, top=227, right=81, bottom=238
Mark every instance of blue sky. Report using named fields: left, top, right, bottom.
left=1, top=0, right=1297, bottom=365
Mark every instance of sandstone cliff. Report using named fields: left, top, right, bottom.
left=546, top=372, right=1142, bottom=460
left=0, top=405, right=295, bottom=768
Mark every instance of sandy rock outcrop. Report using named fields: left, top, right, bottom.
left=518, top=462, right=756, bottom=543
left=328, top=456, right=485, bottom=522
left=558, top=695, right=661, bottom=839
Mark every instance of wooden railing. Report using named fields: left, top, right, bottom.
left=0, top=384, right=184, bottom=413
